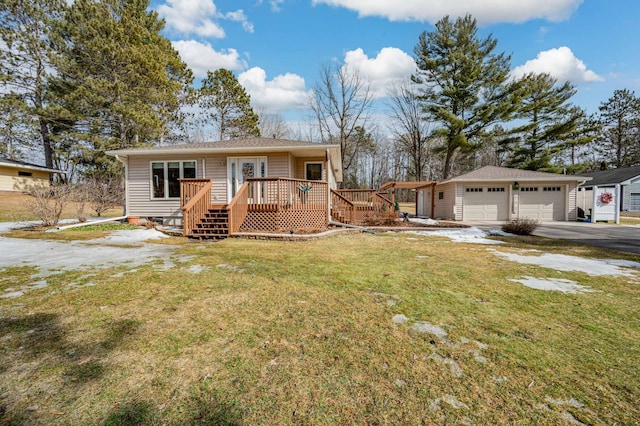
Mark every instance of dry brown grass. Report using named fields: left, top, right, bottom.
left=0, top=192, right=122, bottom=222
left=0, top=232, right=639, bottom=424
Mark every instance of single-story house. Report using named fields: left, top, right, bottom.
left=430, top=166, right=591, bottom=221
left=0, top=157, right=63, bottom=192
left=576, top=166, right=640, bottom=213
left=108, top=137, right=396, bottom=238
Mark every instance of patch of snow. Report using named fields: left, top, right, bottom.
left=394, top=379, right=407, bottom=388
left=0, top=235, right=178, bottom=280
left=489, top=249, right=639, bottom=277
left=216, top=263, right=245, bottom=273
left=411, top=321, right=448, bottom=338
left=410, top=218, right=438, bottom=225
left=1, top=290, right=24, bottom=299
left=509, top=276, right=596, bottom=294
left=392, top=314, right=409, bottom=324
left=545, top=397, right=585, bottom=409
left=85, top=228, right=169, bottom=245
left=408, top=227, right=506, bottom=245
left=187, top=265, right=210, bottom=274
left=430, top=394, right=469, bottom=410
left=427, top=353, right=464, bottom=377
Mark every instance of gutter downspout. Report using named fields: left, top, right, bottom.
left=114, top=154, right=129, bottom=217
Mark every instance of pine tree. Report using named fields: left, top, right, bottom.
left=413, top=14, right=517, bottom=179
left=53, top=0, right=193, bottom=177
left=198, top=69, right=260, bottom=140
left=0, top=0, right=65, bottom=168
left=505, top=73, right=594, bottom=172
left=597, top=89, right=640, bottom=168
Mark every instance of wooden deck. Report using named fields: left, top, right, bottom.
left=180, top=179, right=395, bottom=239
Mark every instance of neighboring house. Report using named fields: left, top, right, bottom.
left=430, top=166, right=590, bottom=221
left=577, top=166, right=640, bottom=213
left=107, top=137, right=360, bottom=237
left=0, top=157, right=62, bottom=192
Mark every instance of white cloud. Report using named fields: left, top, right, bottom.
left=172, top=40, right=247, bottom=77
left=343, top=47, right=416, bottom=98
left=157, top=0, right=253, bottom=37
left=238, top=67, right=312, bottom=111
left=312, top=0, right=582, bottom=24
left=510, top=46, right=603, bottom=83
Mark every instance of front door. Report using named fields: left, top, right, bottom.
left=227, top=157, right=266, bottom=202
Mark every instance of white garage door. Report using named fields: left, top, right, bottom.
left=463, top=186, right=508, bottom=220
left=518, top=186, right=565, bottom=221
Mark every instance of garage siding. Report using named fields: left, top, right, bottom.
left=433, top=183, right=456, bottom=220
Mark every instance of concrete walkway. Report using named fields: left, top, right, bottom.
left=468, top=221, right=640, bottom=255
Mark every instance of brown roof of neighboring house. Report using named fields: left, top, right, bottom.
left=0, top=157, right=63, bottom=174
left=439, top=166, right=591, bottom=184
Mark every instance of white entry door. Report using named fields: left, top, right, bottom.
left=227, top=157, right=266, bottom=202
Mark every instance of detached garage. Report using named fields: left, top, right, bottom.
left=433, top=166, right=590, bottom=222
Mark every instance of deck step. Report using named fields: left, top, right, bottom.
left=189, top=207, right=230, bottom=240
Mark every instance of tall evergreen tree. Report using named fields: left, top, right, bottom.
left=198, top=69, right=260, bottom=140
left=0, top=0, right=65, bottom=168
left=504, top=73, right=593, bottom=172
left=413, top=14, right=516, bottom=179
left=53, top=0, right=193, bottom=177
left=597, top=89, right=640, bottom=168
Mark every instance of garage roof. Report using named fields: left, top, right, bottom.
left=440, top=166, right=591, bottom=184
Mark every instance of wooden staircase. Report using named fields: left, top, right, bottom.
left=190, top=207, right=230, bottom=240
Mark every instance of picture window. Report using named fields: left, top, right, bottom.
left=151, top=161, right=196, bottom=199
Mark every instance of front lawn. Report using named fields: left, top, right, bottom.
left=0, top=232, right=638, bottom=424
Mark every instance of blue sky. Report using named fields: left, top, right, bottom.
left=151, top=0, right=640, bottom=127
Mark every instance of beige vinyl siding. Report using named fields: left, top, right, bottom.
left=127, top=155, right=205, bottom=218
left=567, top=182, right=578, bottom=220
left=433, top=182, right=457, bottom=220
left=0, top=166, right=50, bottom=192
left=127, top=152, right=302, bottom=218
left=205, top=155, right=227, bottom=203
left=266, top=152, right=290, bottom=177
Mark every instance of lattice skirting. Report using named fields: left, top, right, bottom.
left=240, top=209, right=328, bottom=232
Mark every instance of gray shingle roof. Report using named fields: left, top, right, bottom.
left=440, top=166, right=589, bottom=183
left=577, top=166, right=640, bottom=186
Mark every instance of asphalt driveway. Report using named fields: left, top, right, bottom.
left=469, top=221, right=640, bottom=255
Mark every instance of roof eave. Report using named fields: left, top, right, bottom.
left=0, top=161, right=64, bottom=174
left=106, top=144, right=341, bottom=158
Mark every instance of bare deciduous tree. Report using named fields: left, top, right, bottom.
left=310, top=63, right=373, bottom=186
left=256, top=108, right=291, bottom=139
left=386, top=81, right=435, bottom=181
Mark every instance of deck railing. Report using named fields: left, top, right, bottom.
left=332, top=189, right=395, bottom=223
left=330, top=190, right=355, bottom=224
left=232, top=178, right=328, bottom=232
left=180, top=178, right=212, bottom=237
left=227, top=182, right=249, bottom=234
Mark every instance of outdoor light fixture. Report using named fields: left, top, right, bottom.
left=513, top=181, right=520, bottom=190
